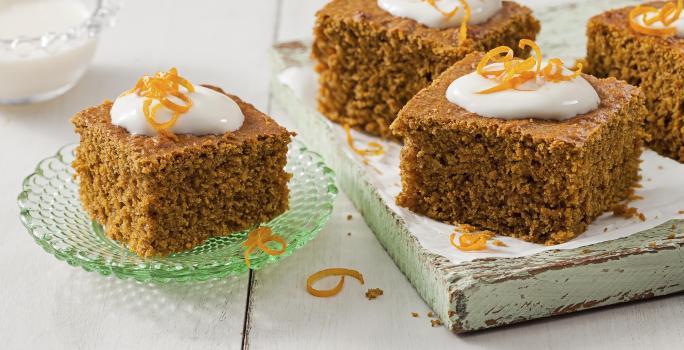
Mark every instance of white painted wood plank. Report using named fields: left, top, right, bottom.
left=0, top=1, right=280, bottom=349
left=246, top=188, right=684, bottom=350
left=245, top=0, right=684, bottom=348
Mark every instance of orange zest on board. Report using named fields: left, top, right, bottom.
left=343, top=124, right=385, bottom=157
left=306, top=268, right=365, bottom=297
left=475, top=39, right=584, bottom=94
left=423, top=0, right=471, bottom=43
left=449, top=232, right=494, bottom=251
left=629, top=0, right=683, bottom=37
left=242, top=226, right=287, bottom=269
left=123, top=67, right=195, bottom=137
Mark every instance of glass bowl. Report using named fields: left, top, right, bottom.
left=0, top=0, right=120, bottom=104
left=17, top=139, right=338, bottom=283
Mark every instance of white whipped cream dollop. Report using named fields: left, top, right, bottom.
left=446, top=63, right=600, bottom=121
left=634, top=13, right=684, bottom=37
left=377, top=0, right=502, bottom=28
left=110, top=85, right=245, bottom=136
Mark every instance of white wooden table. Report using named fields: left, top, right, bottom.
left=0, top=1, right=682, bottom=349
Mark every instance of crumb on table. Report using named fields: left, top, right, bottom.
left=365, top=288, right=384, bottom=300
left=427, top=311, right=434, bottom=318
left=431, top=319, right=443, bottom=327
left=411, top=312, right=419, bottom=318
left=347, top=214, right=353, bottom=220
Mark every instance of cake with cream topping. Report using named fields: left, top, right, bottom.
left=312, top=0, right=540, bottom=138
left=71, top=68, right=293, bottom=256
left=587, top=0, right=684, bottom=162
left=391, top=42, right=646, bottom=244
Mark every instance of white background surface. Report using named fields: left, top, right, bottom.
left=0, top=1, right=682, bottom=349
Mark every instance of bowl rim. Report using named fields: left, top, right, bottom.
left=0, top=0, right=120, bottom=54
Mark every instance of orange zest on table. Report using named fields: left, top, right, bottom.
left=242, top=226, right=287, bottom=269
left=629, top=0, right=683, bottom=37
left=423, top=0, right=471, bottom=43
left=122, top=67, right=195, bottom=137
left=450, top=232, right=494, bottom=251
left=475, top=39, right=583, bottom=94
left=306, top=268, right=365, bottom=297
left=343, top=124, right=385, bottom=157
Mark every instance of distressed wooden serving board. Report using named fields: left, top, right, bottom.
left=270, top=41, right=684, bottom=333
left=268, top=0, right=684, bottom=331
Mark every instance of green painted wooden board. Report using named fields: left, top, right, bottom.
left=268, top=0, right=684, bottom=333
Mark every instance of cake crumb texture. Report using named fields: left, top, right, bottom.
left=587, top=4, right=684, bottom=162
left=312, top=0, right=540, bottom=138
left=71, top=90, right=293, bottom=257
left=392, top=53, right=646, bottom=245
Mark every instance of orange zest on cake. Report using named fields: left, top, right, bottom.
left=423, top=0, right=471, bottom=43
left=242, top=226, right=287, bottom=269
left=629, top=0, right=683, bottom=37
left=306, top=268, right=365, bottom=297
left=475, top=39, right=584, bottom=94
left=123, top=67, right=195, bottom=137
left=449, top=232, right=494, bottom=251
left=343, top=124, right=385, bottom=157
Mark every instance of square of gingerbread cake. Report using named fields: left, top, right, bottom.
left=71, top=83, right=292, bottom=257
left=391, top=52, right=646, bottom=244
left=587, top=1, right=684, bottom=162
left=312, top=0, right=540, bottom=138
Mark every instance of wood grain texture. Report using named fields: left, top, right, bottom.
left=270, top=41, right=684, bottom=333
left=0, top=1, right=281, bottom=349
left=2, top=1, right=684, bottom=349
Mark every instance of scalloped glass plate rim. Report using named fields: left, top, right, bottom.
left=17, top=138, right=337, bottom=282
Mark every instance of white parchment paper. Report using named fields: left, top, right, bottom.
left=279, top=65, right=684, bottom=264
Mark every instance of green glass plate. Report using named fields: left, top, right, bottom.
left=17, top=139, right=337, bottom=283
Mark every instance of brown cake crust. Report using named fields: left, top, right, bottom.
left=586, top=2, right=684, bottom=162
left=71, top=86, right=294, bottom=256
left=391, top=53, right=646, bottom=244
left=312, top=0, right=540, bottom=138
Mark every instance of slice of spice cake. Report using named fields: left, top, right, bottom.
left=72, top=69, right=293, bottom=256
left=391, top=42, right=646, bottom=245
left=587, top=1, right=684, bottom=162
left=312, top=0, right=539, bottom=138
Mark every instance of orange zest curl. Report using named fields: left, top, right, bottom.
left=343, top=124, right=384, bottom=157
left=629, top=0, right=683, bottom=37
left=423, top=0, right=471, bottom=44
left=476, top=46, right=514, bottom=78
left=449, top=232, right=493, bottom=251
left=475, top=39, right=584, bottom=94
left=124, top=67, right=195, bottom=137
left=242, top=227, right=287, bottom=269
left=306, top=268, right=365, bottom=298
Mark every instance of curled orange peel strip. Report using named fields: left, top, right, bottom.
left=475, top=39, right=584, bottom=94
left=629, top=1, right=682, bottom=37
left=243, top=227, right=288, bottom=269
left=343, top=124, right=384, bottom=157
left=423, top=0, right=471, bottom=44
left=476, top=46, right=514, bottom=78
left=306, top=268, right=365, bottom=298
left=518, top=39, right=542, bottom=73
left=449, top=232, right=491, bottom=251
left=123, top=67, right=195, bottom=137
